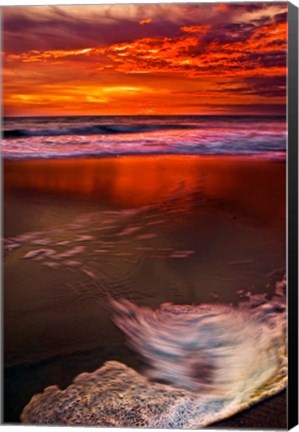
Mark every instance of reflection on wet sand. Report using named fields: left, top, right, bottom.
left=4, top=155, right=285, bottom=226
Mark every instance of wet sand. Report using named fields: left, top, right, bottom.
left=4, top=155, right=285, bottom=222
left=211, top=390, right=286, bottom=429
left=3, top=155, right=286, bottom=427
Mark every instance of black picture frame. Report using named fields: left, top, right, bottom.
left=288, top=1, right=299, bottom=429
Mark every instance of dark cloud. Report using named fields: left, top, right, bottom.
left=211, top=103, right=286, bottom=116
left=176, top=101, right=286, bottom=115
left=227, top=3, right=267, bottom=13
left=3, top=7, right=182, bottom=54
left=252, top=15, right=273, bottom=26
left=203, top=21, right=256, bottom=44
left=275, top=11, right=288, bottom=23
left=218, top=75, right=286, bottom=97
left=259, top=52, right=286, bottom=68
left=228, top=2, right=286, bottom=13
left=234, top=50, right=286, bottom=68
left=3, top=2, right=288, bottom=55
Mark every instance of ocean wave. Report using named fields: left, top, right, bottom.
left=2, top=115, right=287, bottom=159
left=3, top=123, right=196, bottom=139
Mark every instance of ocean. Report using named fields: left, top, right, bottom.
left=2, top=115, right=286, bottom=159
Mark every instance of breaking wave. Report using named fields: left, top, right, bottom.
left=3, top=124, right=196, bottom=139
left=2, top=115, right=286, bottom=159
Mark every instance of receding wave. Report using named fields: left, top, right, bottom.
left=3, top=124, right=196, bottom=139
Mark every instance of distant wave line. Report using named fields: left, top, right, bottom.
left=3, top=124, right=198, bottom=139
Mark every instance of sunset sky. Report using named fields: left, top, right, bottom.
left=3, top=2, right=287, bottom=116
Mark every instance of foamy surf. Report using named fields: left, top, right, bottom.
left=3, top=115, right=286, bottom=159
left=21, top=278, right=286, bottom=428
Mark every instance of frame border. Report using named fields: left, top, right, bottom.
left=288, top=1, right=299, bottom=429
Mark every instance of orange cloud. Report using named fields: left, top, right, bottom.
left=180, top=25, right=210, bottom=34
left=214, top=4, right=229, bottom=12
left=6, top=48, right=97, bottom=63
left=139, top=18, right=152, bottom=25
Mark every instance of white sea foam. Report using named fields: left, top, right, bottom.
left=111, top=278, right=286, bottom=398
left=21, top=278, right=286, bottom=428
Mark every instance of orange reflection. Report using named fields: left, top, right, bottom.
left=4, top=155, right=285, bottom=226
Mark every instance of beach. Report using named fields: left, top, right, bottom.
left=3, top=154, right=286, bottom=426
left=3, top=1, right=288, bottom=426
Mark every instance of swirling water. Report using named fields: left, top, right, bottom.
left=21, top=278, right=286, bottom=428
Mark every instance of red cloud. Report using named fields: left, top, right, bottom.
left=103, top=19, right=287, bottom=79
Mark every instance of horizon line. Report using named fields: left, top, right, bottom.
left=3, top=114, right=287, bottom=119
